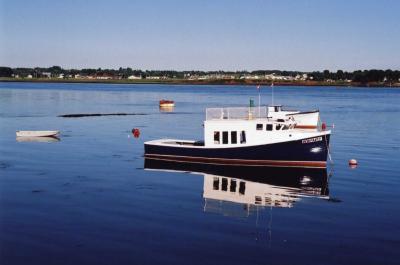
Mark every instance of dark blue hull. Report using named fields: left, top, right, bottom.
left=145, top=134, right=330, bottom=168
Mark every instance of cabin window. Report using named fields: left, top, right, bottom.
left=240, top=131, right=246, bottom=144
left=213, top=177, right=219, bottom=190
left=221, top=178, right=228, bottom=191
left=256, top=124, right=263, bottom=130
left=214, top=131, right=220, bottom=144
left=230, top=179, right=237, bottom=192
left=274, top=106, right=280, bottom=112
left=222, top=131, right=229, bottom=144
left=282, top=125, right=289, bottom=130
left=276, top=124, right=282, bottom=130
left=255, top=196, right=262, bottom=205
left=266, top=124, right=273, bottom=131
left=239, top=181, right=246, bottom=195
left=231, top=131, right=237, bottom=144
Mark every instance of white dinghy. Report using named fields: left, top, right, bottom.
left=16, top=130, right=59, bottom=137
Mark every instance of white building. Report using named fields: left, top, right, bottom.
left=128, top=75, right=142, bottom=80
left=146, top=76, right=161, bottom=80
left=42, top=72, right=51, bottom=78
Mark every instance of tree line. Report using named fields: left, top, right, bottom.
left=0, top=66, right=399, bottom=83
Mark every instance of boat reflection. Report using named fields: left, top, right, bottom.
left=159, top=106, right=175, bottom=113
left=16, top=136, right=60, bottom=143
left=144, top=159, right=331, bottom=215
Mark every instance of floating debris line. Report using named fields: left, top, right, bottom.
left=58, top=113, right=147, bottom=118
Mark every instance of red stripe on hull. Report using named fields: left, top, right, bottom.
left=294, top=125, right=317, bottom=129
left=145, top=154, right=327, bottom=168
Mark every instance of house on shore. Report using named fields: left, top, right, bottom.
left=128, top=75, right=142, bottom=80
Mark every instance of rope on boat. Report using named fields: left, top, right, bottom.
left=325, top=134, right=333, bottom=165
left=319, top=115, right=334, bottom=165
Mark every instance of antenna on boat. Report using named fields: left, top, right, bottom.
left=257, top=84, right=261, bottom=117
left=271, top=82, right=274, bottom=105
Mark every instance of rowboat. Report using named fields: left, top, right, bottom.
left=16, top=130, right=60, bottom=137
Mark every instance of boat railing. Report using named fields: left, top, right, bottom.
left=206, top=106, right=268, bottom=120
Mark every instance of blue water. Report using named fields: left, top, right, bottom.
left=0, top=82, right=399, bottom=265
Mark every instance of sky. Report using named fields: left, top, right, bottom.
left=1, top=0, right=399, bottom=71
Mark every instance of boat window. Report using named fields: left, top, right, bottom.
left=240, top=131, right=246, bottom=144
left=255, top=196, right=262, bottom=205
left=274, top=106, right=280, bottom=112
left=214, top=131, right=220, bottom=144
left=239, top=181, right=246, bottom=195
left=230, top=179, right=237, bottom=192
left=256, top=124, right=263, bottom=130
left=231, top=131, right=237, bottom=144
left=276, top=124, right=282, bottom=130
left=221, top=178, right=228, bottom=191
left=213, top=177, right=219, bottom=190
left=282, top=125, right=289, bottom=130
left=222, top=131, right=228, bottom=144
left=266, top=124, right=273, bottom=131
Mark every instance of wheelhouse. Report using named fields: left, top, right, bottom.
left=204, top=106, right=298, bottom=147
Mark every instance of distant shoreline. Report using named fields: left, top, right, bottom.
left=1, top=78, right=399, bottom=87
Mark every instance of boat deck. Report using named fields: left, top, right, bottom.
left=146, top=139, right=205, bottom=147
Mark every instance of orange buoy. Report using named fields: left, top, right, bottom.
left=132, top=128, right=140, bottom=138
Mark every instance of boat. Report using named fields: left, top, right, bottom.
left=16, top=130, right=59, bottom=137
left=159, top=100, right=175, bottom=108
left=144, top=104, right=331, bottom=168
left=267, top=105, right=320, bottom=129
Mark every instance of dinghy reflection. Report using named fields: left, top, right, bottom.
left=16, top=136, right=60, bottom=143
left=144, top=159, right=331, bottom=214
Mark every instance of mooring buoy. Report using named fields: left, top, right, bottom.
left=349, top=159, right=358, bottom=168
left=132, top=128, right=140, bottom=138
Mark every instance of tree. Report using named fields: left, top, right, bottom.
left=0, top=67, right=13, bottom=77
left=323, top=70, right=330, bottom=79
left=336, top=70, right=344, bottom=80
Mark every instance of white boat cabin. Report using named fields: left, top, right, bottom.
left=145, top=105, right=326, bottom=149
left=204, top=106, right=321, bottom=147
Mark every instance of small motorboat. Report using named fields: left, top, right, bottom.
left=159, top=100, right=175, bottom=108
left=267, top=105, right=320, bottom=129
left=16, top=130, right=60, bottom=137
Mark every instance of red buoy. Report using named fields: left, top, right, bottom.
left=132, top=128, right=140, bottom=138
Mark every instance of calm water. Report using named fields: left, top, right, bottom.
left=0, top=82, right=399, bottom=265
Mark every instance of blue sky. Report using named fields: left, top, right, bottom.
left=1, top=0, right=399, bottom=71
